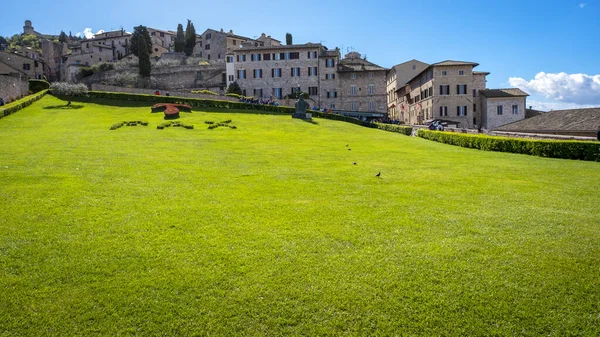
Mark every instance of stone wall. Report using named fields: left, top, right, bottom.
left=483, top=96, right=526, bottom=130
left=0, top=74, right=28, bottom=103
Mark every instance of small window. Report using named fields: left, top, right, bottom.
left=368, top=84, right=375, bottom=96
left=351, top=85, right=357, bottom=96
left=459, top=70, right=465, bottom=76
left=369, top=72, right=374, bottom=79
left=441, top=70, right=447, bottom=76
left=497, top=105, right=503, bottom=115
left=512, top=105, right=519, bottom=114
left=351, top=73, right=357, bottom=79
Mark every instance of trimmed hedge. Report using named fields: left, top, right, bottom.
left=78, top=91, right=297, bottom=114
left=28, top=79, right=50, bottom=93
left=312, top=111, right=413, bottom=135
left=417, top=129, right=600, bottom=162
left=0, top=90, right=48, bottom=119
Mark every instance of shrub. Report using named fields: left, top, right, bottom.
left=79, top=67, right=94, bottom=78
left=0, top=90, right=48, bottom=119
left=191, top=89, right=218, bottom=95
left=417, top=129, right=600, bottom=162
left=28, top=79, right=50, bottom=93
left=110, top=120, right=148, bottom=130
left=225, top=93, right=243, bottom=99
left=91, top=62, right=115, bottom=73
left=49, top=82, right=88, bottom=97
left=153, top=59, right=180, bottom=68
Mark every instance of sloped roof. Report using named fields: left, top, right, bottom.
left=480, top=88, right=529, bottom=98
left=236, top=42, right=323, bottom=52
left=338, top=57, right=388, bottom=72
left=473, top=71, right=490, bottom=75
left=432, top=60, right=479, bottom=67
left=494, top=107, right=600, bottom=132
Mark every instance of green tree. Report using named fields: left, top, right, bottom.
left=138, top=35, right=151, bottom=78
left=175, top=23, right=184, bottom=53
left=58, top=31, right=68, bottom=43
left=49, top=82, right=88, bottom=105
left=286, top=33, right=292, bottom=45
left=227, top=81, right=242, bottom=95
left=130, top=25, right=152, bottom=57
left=184, top=20, right=196, bottom=57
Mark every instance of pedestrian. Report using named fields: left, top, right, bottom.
left=165, top=91, right=170, bottom=97
left=597, top=126, right=600, bottom=141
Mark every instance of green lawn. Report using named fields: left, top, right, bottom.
left=1, top=95, right=599, bottom=336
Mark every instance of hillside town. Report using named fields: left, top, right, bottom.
left=1, top=20, right=598, bottom=136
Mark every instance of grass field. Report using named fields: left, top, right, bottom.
left=1, top=95, right=599, bottom=336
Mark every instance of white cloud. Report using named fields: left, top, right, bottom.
left=526, top=99, right=597, bottom=112
left=96, top=29, right=105, bottom=35
left=75, top=28, right=94, bottom=39
left=579, top=3, right=586, bottom=8
left=509, top=72, right=600, bottom=105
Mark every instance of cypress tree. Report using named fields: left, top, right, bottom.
left=138, top=34, right=151, bottom=78
left=184, top=20, right=196, bottom=57
left=227, top=81, right=242, bottom=95
left=131, top=25, right=152, bottom=57
left=175, top=23, right=184, bottom=53
left=286, top=33, right=292, bottom=45
left=58, top=31, right=68, bottom=43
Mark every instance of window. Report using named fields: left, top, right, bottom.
left=207, top=54, right=210, bottom=60
left=283, top=52, right=290, bottom=60
left=351, top=85, right=357, bottom=96
left=309, top=87, right=318, bottom=96
left=273, top=53, right=281, bottom=60
left=330, top=104, right=336, bottom=109
left=457, top=84, right=467, bottom=95
left=228, top=75, right=234, bottom=81
left=253, top=69, right=263, bottom=78
left=351, top=102, right=357, bottom=111
left=23, top=64, right=30, bottom=70
left=308, top=67, right=318, bottom=76
left=459, top=70, right=465, bottom=76
left=160, top=32, right=164, bottom=37
left=351, top=73, right=357, bottom=79
left=206, top=33, right=211, bottom=39
left=99, top=47, right=103, bottom=52
left=429, top=87, right=433, bottom=96
left=327, top=91, right=337, bottom=98
left=439, top=85, right=450, bottom=95
left=237, top=70, right=246, bottom=79
left=253, top=89, right=263, bottom=98
left=325, top=73, right=335, bottom=80
left=497, top=105, right=503, bottom=115
left=99, top=58, right=102, bottom=61
left=439, top=106, right=448, bottom=116
left=307, top=51, right=317, bottom=59
left=368, top=84, right=375, bottom=95
left=289, top=52, right=299, bottom=59
left=369, top=72, right=374, bottom=79
left=441, top=70, right=447, bottom=76
left=227, top=56, right=234, bottom=63
left=457, top=106, right=467, bottom=116
left=412, top=65, right=416, bottom=70
left=292, top=87, right=301, bottom=94
left=251, top=53, right=261, bottom=61
left=272, top=68, right=282, bottom=78
left=291, top=67, right=300, bottom=77
left=473, top=104, right=477, bottom=112
left=369, top=101, right=375, bottom=111
left=151, top=32, right=156, bottom=36
left=326, top=59, right=335, bottom=68
left=273, top=88, right=282, bottom=99
left=205, top=44, right=210, bottom=50
left=512, top=104, right=519, bottom=114
left=233, top=39, right=237, bottom=45
left=263, top=53, right=271, bottom=61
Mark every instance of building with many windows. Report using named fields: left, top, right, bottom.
left=195, top=28, right=262, bottom=62
left=480, top=89, right=529, bottom=130
left=336, top=52, right=388, bottom=113
left=386, top=59, right=429, bottom=121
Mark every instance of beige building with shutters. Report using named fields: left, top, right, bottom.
left=386, top=59, right=429, bottom=121
left=336, top=52, right=388, bottom=113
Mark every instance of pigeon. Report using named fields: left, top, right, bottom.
left=346, top=144, right=349, bottom=147
left=348, top=148, right=351, bottom=151
left=353, top=162, right=357, bottom=165
left=376, top=172, right=381, bottom=177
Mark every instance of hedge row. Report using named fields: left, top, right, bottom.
left=28, top=79, right=50, bottom=93
left=417, top=129, right=600, bottom=162
left=80, top=91, right=297, bottom=114
left=0, top=90, right=48, bottom=119
left=59, top=91, right=413, bottom=136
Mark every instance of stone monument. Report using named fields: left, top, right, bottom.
left=292, top=96, right=312, bottom=119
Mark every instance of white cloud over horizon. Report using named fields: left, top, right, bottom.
left=509, top=72, right=600, bottom=105
left=526, top=99, right=597, bottom=112
left=74, top=28, right=99, bottom=39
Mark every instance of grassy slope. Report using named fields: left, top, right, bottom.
left=0, top=96, right=599, bottom=336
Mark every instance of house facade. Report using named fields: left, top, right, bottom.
left=195, top=28, right=262, bottom=62
left=336, top=52, right=388, bottom=113
left=386, top=59, right=429, bottom=121
left=480, top=89, right=528, bottom=130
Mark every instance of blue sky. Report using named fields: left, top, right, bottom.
left=1, top=0, right=598, bottom=110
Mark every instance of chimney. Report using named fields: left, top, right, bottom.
left=529, top=106, right=532, bottom=110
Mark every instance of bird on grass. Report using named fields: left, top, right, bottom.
left=376, top=172, right=381, bottom=177
left=346, top=144, right=349, bottom=147
left=353, top=162, right=357, bottom=165
left=348, top=148, right=351, bottom=151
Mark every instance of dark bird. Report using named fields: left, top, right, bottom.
left=348, top=148, right=351, bottom=151
left=353, top=162, right=357, bottom=165
left=346, top=144, right=349, bottom=147
left=376, top=172, right=381, bottom=177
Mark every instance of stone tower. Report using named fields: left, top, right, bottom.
left=23, top=20, right=34, bottom=35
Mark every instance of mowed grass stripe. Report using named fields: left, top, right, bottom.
left=0, top=95, right=598, bottom=336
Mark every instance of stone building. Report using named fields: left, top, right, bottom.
left=336, top=52, right=388, bottom=113
left=0, top=51, right=45, bottom=79
left=195, top=28, right=262, bottom=62
left=386, top=59, right=429, bottom=121
left=148, top=28, right=176, bottom=54
left=395, top=60, right=528, bottom=129
left=319, top=49, right=341, bottom=110
left=229, top=43, right=324, bottom=102
left=480, top=89, right=529, bottom=130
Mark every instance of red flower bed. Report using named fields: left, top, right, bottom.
left=151, top=103, right=192, bottom=113
left=164, top=106, right=180, bottom=115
